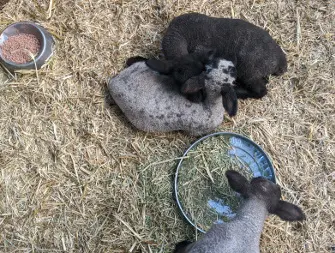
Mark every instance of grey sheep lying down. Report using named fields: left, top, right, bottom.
left=108, top=58, right=237, bottom=136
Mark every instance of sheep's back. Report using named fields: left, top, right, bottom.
left=186, top=223, right=259, bottom=253
left=163, top=13, right=287, bottom=77
left=108, top=62, right=224, bottom=135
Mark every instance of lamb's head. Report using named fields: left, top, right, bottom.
left=146, top=47, right=214, bottom=94
left=202, top=59, right=238, bottom=116
left=226, top=170, right=306, bottom=221
left=146, top=50, right=238, bottom=117
left=205, top=59, right=237, bottom=87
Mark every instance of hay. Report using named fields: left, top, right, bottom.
left=0, top=0, right=9, bottom=10
left=0, top=0, right=334, bottom=252
left=176, top=134, right=254, bottom=231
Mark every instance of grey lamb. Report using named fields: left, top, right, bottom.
left=146, top=12, right=287, bottom=100
left=174, top=170, right=306, bottom=253
left=108, top=58, right=237, bottom=136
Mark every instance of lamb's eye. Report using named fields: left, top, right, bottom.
left=228, top=66, right=236, bottom=73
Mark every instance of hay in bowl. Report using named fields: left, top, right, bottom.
left=174, top=132, right=276, bottom=233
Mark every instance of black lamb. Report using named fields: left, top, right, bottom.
left=146, top=12, right=288, bottom=100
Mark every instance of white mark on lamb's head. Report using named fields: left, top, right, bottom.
left=205, top=59, right=236, bottom=87
left=202, top=59, right=238, bottom=117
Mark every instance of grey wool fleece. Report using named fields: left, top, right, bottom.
left=183, top=198, right=267, bottom=253
left=108, top=61, right=234, bottom=136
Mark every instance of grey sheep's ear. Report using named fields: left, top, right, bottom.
left=181, top=81, right=204, bottom=94
left=272, top=200, right=306, bottom=221
left=146, top=58, right=173, bottom=74
left=221, top=86, right=238, bottom=117
left=226, top=170, right=249, bottom=197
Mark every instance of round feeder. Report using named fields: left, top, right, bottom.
left=0, top=21, right=54, bottom=71
left=174, top=132, right=276, bottom=233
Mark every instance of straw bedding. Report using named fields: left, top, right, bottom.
left=0, top=0, right=334, bottom=252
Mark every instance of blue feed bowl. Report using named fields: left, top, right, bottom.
left=174, top=132, right=276, bottom=233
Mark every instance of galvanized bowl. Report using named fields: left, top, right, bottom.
left=0, top=21, right=54, bottom=71
left=174, top=132, right=276, bottom=233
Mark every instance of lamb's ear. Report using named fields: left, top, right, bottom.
left=181, top=76, right=205, bottom=94
left=146, top=58, right=173, bottom=74
left=272, top=200, right=306, bottom=221
left=181, top=82, right=204, bottom=94
left=221, top=86, right=238, bottom=117
left=226, top=170, right=249, bottom=197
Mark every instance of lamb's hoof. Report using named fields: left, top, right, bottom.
left=173, top=240, right=192, bottom=253
left=253, top=86, right=268, bottom=98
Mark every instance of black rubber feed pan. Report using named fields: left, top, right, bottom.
left=174, top=132, right=276, bottom=233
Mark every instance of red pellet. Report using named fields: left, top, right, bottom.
left=0, top=33, right=40, bottom=64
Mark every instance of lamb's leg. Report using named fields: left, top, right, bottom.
left=234, top=86, right=255, bottom=99
left=235, top=77, right=268, bottom=99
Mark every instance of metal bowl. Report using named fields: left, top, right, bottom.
left=0, top=21, right=54, bottom=71
left=174, top=132, right=276, bottom=233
